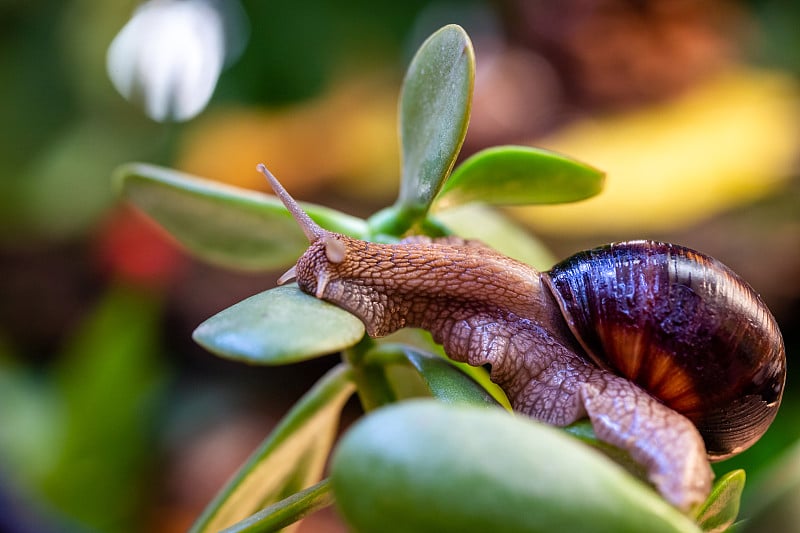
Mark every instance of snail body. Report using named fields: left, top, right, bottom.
left=259, top=165, right=786, bottom=510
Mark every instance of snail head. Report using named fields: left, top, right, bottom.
left=258, top=164, right=350, bottom=299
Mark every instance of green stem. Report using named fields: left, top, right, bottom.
left=418, top=215, right=451, bottom=237
left=341, top=335, right=375, bottom=368
left=367, top=205, right=413, bottom=237
left=356, top=363, right=400, bottom=411
left=363, top=343, right=413, bottom=366
left=220, top=479, right=334, bottom=533
left=343, top=337, right=398, bottom=412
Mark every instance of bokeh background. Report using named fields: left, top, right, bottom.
left=1, top=1, right=798, bottom=531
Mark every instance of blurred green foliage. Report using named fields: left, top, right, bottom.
left=1, top=286, right=165, bottom=532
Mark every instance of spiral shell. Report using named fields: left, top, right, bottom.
left=543, top=241, right=786, bottom=459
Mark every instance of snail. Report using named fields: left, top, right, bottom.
left=258, top=164, right=786, bottom=511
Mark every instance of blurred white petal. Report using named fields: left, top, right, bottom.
left=107, top=0, right=243, bottom=122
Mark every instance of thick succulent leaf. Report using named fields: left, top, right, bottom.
left=220, top=479, right=333, bottom=533
left=372, top=330, right=511, bottom=408
left=332, top=401, right=700, bottom=533
left=391, top=346, right=500, bottom=407
left=446, top=360, right=511, bottom=410
left=563, top=420, right=647, bottom=483
left=191, top=364, right=355, bottom=533
left=436, top=145, right=604, bottom=209
left=396, top=24, right=474, bottom=221
left=433, top=202, right=556, bottom=270
left=693, top=470, right=744, bottom=533
left=115, top=162, right=367, bottom=270
left=193, top=285, right=365, bottom=365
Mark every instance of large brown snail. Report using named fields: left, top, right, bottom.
left=258, top=164, right=786, bottom=511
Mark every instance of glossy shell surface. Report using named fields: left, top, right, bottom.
left=543, top=241, right=786, bottom=459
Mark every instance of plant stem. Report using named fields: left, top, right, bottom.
left=220, top=479, right=334, bottom=533
left=343, top=337, right=399, bottom=411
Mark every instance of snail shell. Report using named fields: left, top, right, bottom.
left=543, top=240, right=786, bottom=460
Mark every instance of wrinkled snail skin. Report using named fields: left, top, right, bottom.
left=259, top=166, right=786, bottom=512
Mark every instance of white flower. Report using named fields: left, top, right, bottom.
left=107, top=0, right=243, bottom=122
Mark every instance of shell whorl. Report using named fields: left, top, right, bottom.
left=543, top=240, right=786, bottom=459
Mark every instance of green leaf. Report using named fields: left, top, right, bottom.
left=436, top=145, right=605, bottom=209
left=447, top=360, right=512, bottom=409
left=402, top=348, right=499, bottom=407
left=115, top=162, right=367, bottom=270
left=332, top=401, right=700, bottom=533
left=563, top=420, right=648, bottom=484
left=191, top=364, right=355, bottom=533
left=373, top=329, right=511, bottom=409
left=394, top=24, right=474, bottom=225
left=369, top=344, right=500, bottom=407
left=193, top=285, right=365, bottom=365
left=220, top=479, right=333, bottom=533
left=433, top=203, right=556, bottom=270
left=692, top=470, right=745, bottom=533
